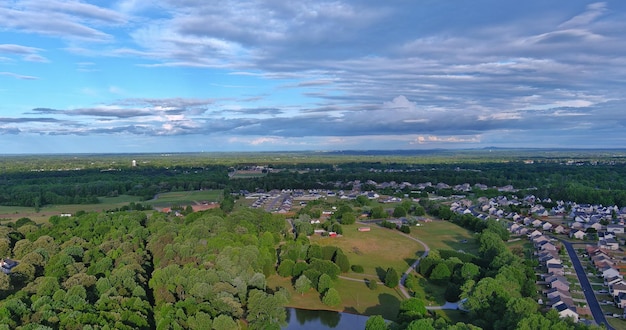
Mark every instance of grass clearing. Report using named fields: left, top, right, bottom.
left=409, top=220, right=479, bottom=255
left=0, top=195, right=146, bottom=224
left=268, top=275, right=404, bottom=321
left=148, top=190, right=222, bottom=207
left=309, top=224, right=422, bottom=277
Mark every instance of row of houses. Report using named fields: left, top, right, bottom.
left=584, top=246, right=626, bottom=313
left=531, top=232, right=580, bottom=322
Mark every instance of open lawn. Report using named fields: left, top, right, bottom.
left=309, top=224, right=422, bottom=278
left=608, top=318, right=626, bottom=330
left=409, top=220, right=479, bottom=255
left=268, top=275, right=404, bottom=321
left=148, top=190, right=222, bottom=207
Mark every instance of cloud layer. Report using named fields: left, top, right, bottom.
left=0, top=1, right=625, bottom=152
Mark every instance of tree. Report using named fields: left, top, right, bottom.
left=356, top=195, right=370, bottom=206
left=0, top=272, right=11, bottom=291
left=277, top=260, right=295, bottom=277
left=295, top=275, right=312, bottom=295
left=458, top=263, right=480, bottom=281
left=306, top=245, right=322, bottom=261
left=495, top=297, right=539, bottom=329
left=365, top=315, right=387, bottom=330
left=407, top=319, right=435, bottom=330
left=212, top=314, right=238, bottom=330
left=317, top=273, right=333, bottom=294
left=371, top=206, right=387, bottom=219
left=333, top=252, right=350, bottom=273
left=398, top=297, right=428, bottom=323
left=429, top=263, right=451, bottom=283
left=340, top=212, right=356, bottom=225
left=393, top=206, right=407, bottom=218
left=322, top=288, right=341, bottom=306
left=384, top=268, right=399, bottom=288
left=246, top=289, right=287, bottom=329
left=478, top=230, right=507, bottom=261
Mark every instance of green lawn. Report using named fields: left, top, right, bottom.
left=148, top=190, right=222, bottom=207
left=409, top=220, right=480, bottom=255
left=309, top=224, right=423, bottom=278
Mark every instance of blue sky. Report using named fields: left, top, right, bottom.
left=1, top=1, right=625, bottom=153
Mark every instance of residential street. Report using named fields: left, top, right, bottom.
left=560, top=240, right=614, bottom=330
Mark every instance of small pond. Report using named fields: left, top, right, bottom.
left=282, top=308, right=370, bottom=329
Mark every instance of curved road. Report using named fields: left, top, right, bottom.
left=560, top=239, right=613, bottom=330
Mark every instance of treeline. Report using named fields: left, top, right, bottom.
left=228, top=161, right=626, bottom=207
left=4, top=160, right=626, bottom=208
left=0, top=166, right=229, bottom=207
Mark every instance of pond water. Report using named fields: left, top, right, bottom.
left=282, top=308, right=369, bottom=329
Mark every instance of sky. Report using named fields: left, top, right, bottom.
left=1, top=1, right=625, bottom=153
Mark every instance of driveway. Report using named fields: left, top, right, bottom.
left=560, top=239, right=613, bottom=330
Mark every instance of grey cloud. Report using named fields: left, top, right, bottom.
left=32, top=107, right=153, bottom=118
left=114, top=97, right=216, bottom=108
left=0, top=117, right=60, bottom=123
left=221, top=108, right=283, bottom=116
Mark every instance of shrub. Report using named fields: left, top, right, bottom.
left=351, top=265, right=364, bottom=273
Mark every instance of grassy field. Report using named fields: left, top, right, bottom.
left=309, top=224, right=423, bottom=277
left=268, top=275, right=404, bottom=321
left=147, top=190, right=222, bottom=207
left=0, top=195, right=146, bottom=223
left=409, top=220, right=480, bottom=255
left=0, top=190, right=224, bottom=224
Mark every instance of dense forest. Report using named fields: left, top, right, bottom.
left=0, top=208, right=288, bottom=329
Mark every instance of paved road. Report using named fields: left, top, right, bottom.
left=560, top=240, right=613, bottom=329
left=395, top=231, right=430, bottom=299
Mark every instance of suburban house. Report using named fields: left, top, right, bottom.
left=616, top=292, right=626, bottom=309
left=546, top=287, right=571, bottom=300
left=598, top=238, right=619, bottom=251
left=547, top=276, right=570, bottom=291
left=538, top=241, right=558, bottom=252
left=606, top=275, right=624, bottom=286
left=547, top=263, right=565, bottom=276
left=542, top=222, right=553, bottom=231
left=555, top=304, right=579, bottom=322
left=553, top=225, right=565, bottom=234
left=570, top=230, right=586, bottom=240
left=601, top=266, right=621, bottom=280
left=610, top=282, right=626, bottom=297
left=607, top=224, right=625, bottom=234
